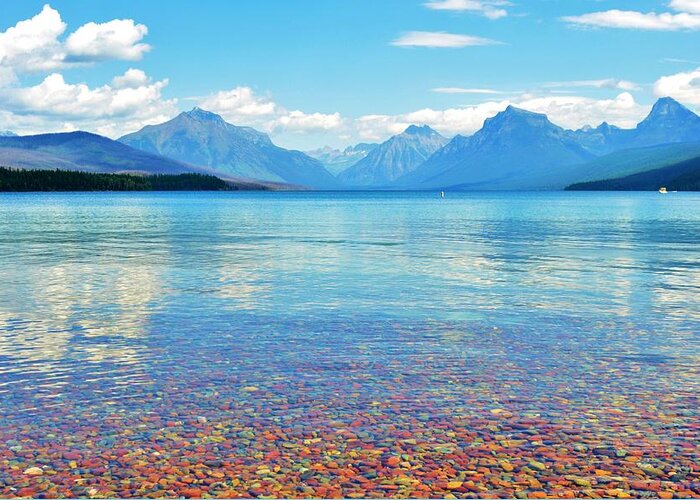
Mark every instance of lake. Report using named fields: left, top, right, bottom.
left=0, top=191, right=698, bottom=498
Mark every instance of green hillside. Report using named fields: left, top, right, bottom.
left=567, top=155, right=700, bottom=191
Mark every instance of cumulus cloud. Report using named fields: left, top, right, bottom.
left=0, top=5, right=169, bottom=138
left=654, top=67, right=700, bottom=105
left=670, top=0, right=700, bottom=14
left=391, top=31, right=500, bottom=48
left=0, top=4, right=151, bottom=80
left=199, top=87, right=277, bottom=118
left=274, top=110, right=342, bottom=132
left=424, top=0, right=509, bottom=19
left=0, top=69, right=176, bottom=137
left=0, top=4, right=66, bottom=75
left=561, top=9, right=700, bottom=31
left=354, top=101, right=510, bottom=140
left=64, top=19, right=150, bottom=62
left=111, top=68, right=150, bottom=89
left=544, top=79, right=641, bottom=91
left=198, top=86, right=343, bottom=133
left=516, top=92, right=646, bottom=129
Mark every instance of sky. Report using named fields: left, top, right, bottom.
left=1, top=0, right=700, bottom=150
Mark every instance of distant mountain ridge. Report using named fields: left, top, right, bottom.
left=339, top=125, right=447, bottom=187
left=2, top=97, right=699, bottom=192
left=0, top=131, right=202, bottom=175
left=569, top=97, right=700, bottom=155
left=306, top=143, right=378, bottom=175
left=119, top=108, right=339, bottom=189
left=397, top=106, right=595, bottom=190
left=393, top=97, right=700, bottom=190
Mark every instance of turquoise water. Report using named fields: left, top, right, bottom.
left=0, top=191, right=698, bottom=498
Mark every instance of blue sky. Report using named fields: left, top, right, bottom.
left=1, top=0, right=700, bottom=149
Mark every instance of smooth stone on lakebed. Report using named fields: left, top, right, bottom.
left=638, top=464, right=664, bottom=477
left=593, top=446, right=619, bottom=458
left=565, top=475, right=592, bottom=487
left=528, top=460, right=547, bottom=471
left=23, top=467, right=43, bottom=476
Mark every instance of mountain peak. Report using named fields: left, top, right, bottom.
left=653, top=96, right=683, bottom=110
left=639, top=96, right=699, bottom=130
left=183, top=107, right=225, bottom=123
left=493, top=105, right=549, bottom=123
left=502, top=105, right=541, bottom=118
left=403, top=124, right=437, bottom=136
left=483, top=105, right=553, bottom=132
left=338, top=125, right=448, bottom=186
left=648, top=97, right=692, bottom=118
left=344, top=142, right=377, bottom=154
left=119, top=109, right=338, bottom=188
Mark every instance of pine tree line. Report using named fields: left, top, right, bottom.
left=0, top=168, right=234, bottom=192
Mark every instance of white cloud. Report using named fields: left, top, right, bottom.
left=0, top=67, right=17, bottom=87
left=424, top=0, right=509, bottom=19
left=670, top=0, right=700, bottom=14
left=391, top=31, right=500, bottom=48
left=0, top=4, right=66, bottom=75
left=274, top=110, right=343, bottom=132
left=111, top=68, right=149, bottom=89
left=353, top=92, right=648, bottom=142
left=0, top=4, right=151, bottom=79
left=544, top=79, right=641, bottom=91
left=64, top=19, right=150, bottom=62
left=0, top=6, right=170, bottom=138
left=562, top=10, right=700, bottom=31
left=432, top=87, right=507, bottom=94
left=198, top=86, right=343, bottom=133
left=653, top=67, right=700, bottom=104
left=199, top=87, right=277, bottom=118
left=354, top=101, right=510, bottom=140
left=516, top=92, right=646, bottom=129
left=662, top=57, right=700, bottom=64
left=0, top=70, right=176, bottom=137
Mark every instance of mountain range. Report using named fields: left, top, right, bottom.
left=393, top=98, right=700, bottom=190
left=0, top=131, right=294, bottom=190
left=119, top=108, right=338, bottom=189
left=0, top=131, right=200, bottom=175
left=570, top=97, right=700, bottom=156
left=1, top=97, right=699, bottom=191
left=396, top=107, right=595, bottom=190
left=338, top=125, right=448, bottom=187
left=306, top=143, right=377, bottom=175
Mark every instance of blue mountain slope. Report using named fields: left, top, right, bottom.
left=338, top=125, right=447, bottom=187
left=569, top=97, right=700, bottom=155
left=119, top=108, right=339, bottom=189
left=0, top=131, right=203, bottom=174
left=397, top=107, right=596, bottom=190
